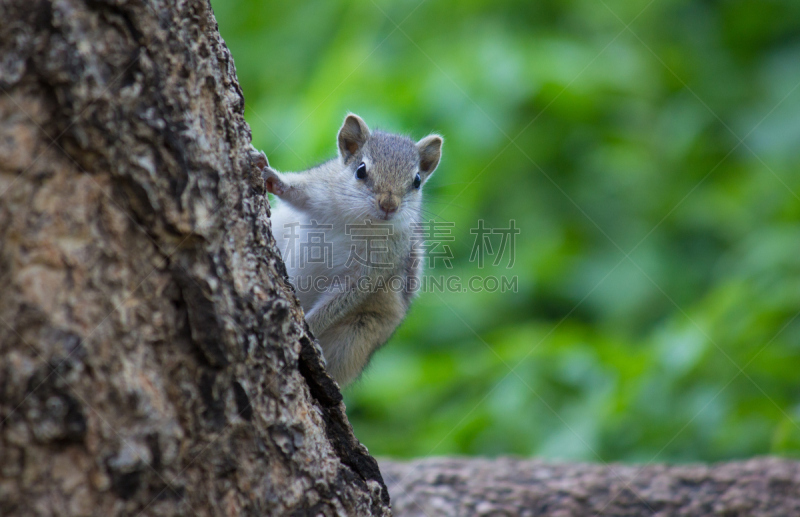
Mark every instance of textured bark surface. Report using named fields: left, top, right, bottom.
left=0, top=0, right=389, bottom=515
left=382, top=457, right=800, bottom=516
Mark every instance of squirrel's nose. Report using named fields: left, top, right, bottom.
left=378, top=195, right=399, bottom=215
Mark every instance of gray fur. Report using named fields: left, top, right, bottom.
left=262, top=114, right=442, bottom=386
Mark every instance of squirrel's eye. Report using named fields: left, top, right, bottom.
left=413, top=173, right=421, bottom=189
left=355, top=162, right=367, bottom=180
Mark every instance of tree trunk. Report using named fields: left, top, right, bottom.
left=0, top=0, right=389, bottom=515
left=381, top=457, right=800, bottom=516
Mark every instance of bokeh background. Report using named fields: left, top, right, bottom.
left=210, top=0, right=800, bottom=463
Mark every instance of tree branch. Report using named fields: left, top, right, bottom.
left=382, top=457, right=800, bottom=516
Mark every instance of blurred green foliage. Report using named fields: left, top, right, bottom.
left=211, top=0, right=800, bottom=463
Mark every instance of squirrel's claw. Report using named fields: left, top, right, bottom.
left=248, top=145, right=269, bottom=171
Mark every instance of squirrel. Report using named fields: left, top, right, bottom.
left=260, top=114, right=443, bottom=386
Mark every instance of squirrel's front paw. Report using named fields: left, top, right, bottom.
left=262, top=167, right=289, bottom=197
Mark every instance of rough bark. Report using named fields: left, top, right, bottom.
left=381, top=457, right=800, bottom=517
left=0, top=0, right=389, bottom=515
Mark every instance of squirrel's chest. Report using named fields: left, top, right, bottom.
left=272, top=205, right=411, bottom=280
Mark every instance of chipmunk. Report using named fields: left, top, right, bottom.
left=261, top=114, right=443, bottom=386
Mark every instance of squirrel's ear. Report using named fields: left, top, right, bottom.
left=338, top=114, right=371, bottom=162
left=417, top=134, right=443, bottom=180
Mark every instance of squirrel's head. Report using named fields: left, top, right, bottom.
left=335, top=113, right=442, bottom=223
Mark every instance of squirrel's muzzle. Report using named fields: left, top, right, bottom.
left=377, top=193, right=400, bottom=216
